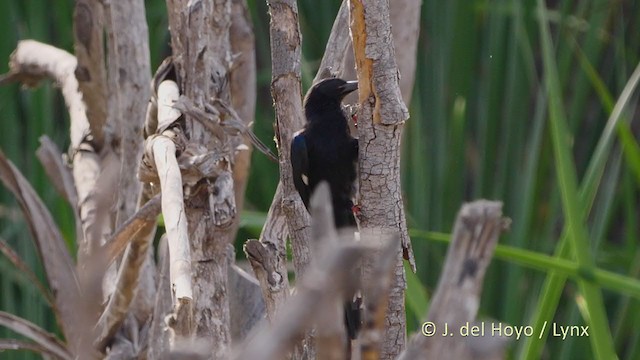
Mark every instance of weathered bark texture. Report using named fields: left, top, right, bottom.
left=105, top=0, right=151, bottom=227
left=244, top=231, right=289, bottom=321
left=349, top=0, right=415, bottom=358
left=359, top=236, right=401, bottom=360
left=73, top=0, right=108, bottom=150
left=246, top=0, right=353, bottom=327
left=95, top=1, right=155, bottom=355
left=228, top=264, right=266, bottom=341
left=165, top=1, right=235, bottom=357
left=400, top=201, right=510, bottom=360
left=265, top=0, right=315, bottom=356
left=266, top=0, right=312, bottom=279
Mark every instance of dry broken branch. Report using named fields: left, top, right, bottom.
left=265, top=0, right=314, bottom=356
left=94, top=217, right=157, bottom=351
left=236, top=184, right=399, bottom=360
left=0, top=40, right=89, bottom=150
left=244, top=237, right=289, bottom=321
left=389, top=0, right=422, bottom=103
left=0, top=41, right=114, bottom=299
left=400, top=200, right=510, bottom=360
left=35, top=136, right=85, bottom=247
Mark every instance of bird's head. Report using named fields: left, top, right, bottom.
left=303, top=78, right=358, bottom=117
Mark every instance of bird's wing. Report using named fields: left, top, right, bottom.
left=291, top=133, right=311, bottom=209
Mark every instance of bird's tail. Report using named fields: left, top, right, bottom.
left=344, top=297, right=362, bottom=340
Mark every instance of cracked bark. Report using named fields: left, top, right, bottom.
left=265, top=0, right=315, bottom=357
left=267, top=0, right=312, bottom=280
left=349, top=0, right=415, bottom=358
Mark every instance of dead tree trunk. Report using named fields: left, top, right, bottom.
left=349, top=0, right=416, bottom=358
left=164, top=0, right=235, bottom=357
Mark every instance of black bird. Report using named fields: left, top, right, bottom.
left=290, top=77, right=361, bottom=339
left=291, top=77, right=359, bottom=228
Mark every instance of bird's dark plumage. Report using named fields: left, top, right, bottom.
left=291, top=77, right=359, bottom=228
left=291, top=77, right=361, bottom=340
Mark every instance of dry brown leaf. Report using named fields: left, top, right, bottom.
left=0, top=311, right=72, bottom=360
left=0, top=150, right=82, bottom=352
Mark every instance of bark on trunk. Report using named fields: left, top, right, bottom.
left=349, top=0, right=414, bottom=358
left=266, top=0, right=312, bottom=280
left=165, top=1, right=235, bottom=357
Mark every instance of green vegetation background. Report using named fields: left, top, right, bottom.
left=1, top=0, right=639, bottom=359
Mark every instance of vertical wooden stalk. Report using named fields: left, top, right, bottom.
left=165, top=1, right=233, bottom=357
left=266, top=0, right=312, bottom=280
left=265, top=0, right=314, bottom=356
left=349, top=0, right=414, bottom=358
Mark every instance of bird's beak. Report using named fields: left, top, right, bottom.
left=339, top=81, right=358, bottom=95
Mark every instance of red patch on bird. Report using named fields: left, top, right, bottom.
left=352, top=204, right=362, bottom=217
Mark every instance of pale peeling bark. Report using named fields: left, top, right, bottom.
left=165, top=1, right=234, bottom=357
left=0, top=42, right=104, bottom=258
left=400, top=201, right=510, bottom=360
left=0, top=40, right=104, bottom=356
left=152, top=135, right=193, bottom=302
left=349, top=0, right=414, bottom=358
